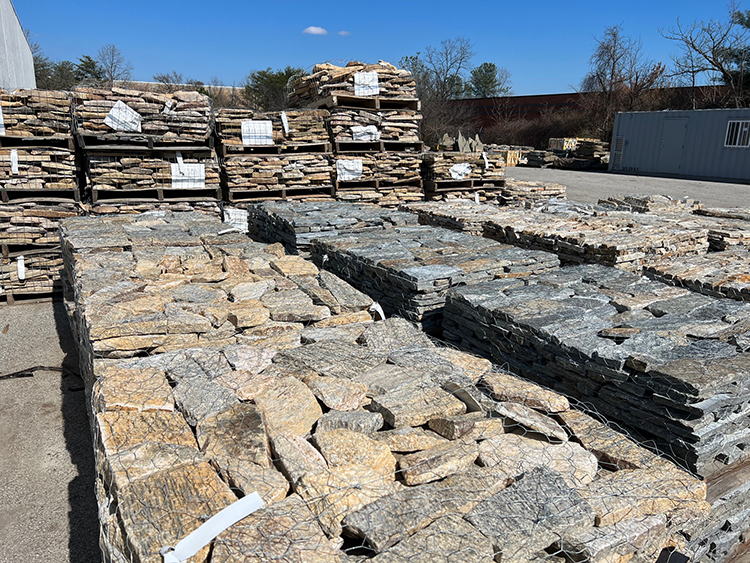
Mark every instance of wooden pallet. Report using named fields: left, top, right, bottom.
left=334, top=140, right=424, bottom=154
left=424, top=179, right=505, bottom=193
left=0, top=135, right=75, bottom=150
left=226, top=185, right=335, bottom=203
left=75, top=133, right=213, bottom=150
left=335, top=178, right=422, bottom=191
left=91, top=186, right=221, bottom=203
left=308, top=95, right=421, bottom=111
left=0, top=188, right=81, bottom=203
left=220, top=142, right=331, bottom=156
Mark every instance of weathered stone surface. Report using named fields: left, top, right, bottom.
left=427, top=412, right=487, bottom=440
left=297, top=465, right=400, bottom=536
left=213, top=494, right=343, bottom=562
left=313, top=310, right=373, bottom=327
left=434, top=347, right=492, bottom=383
left=312, top=429, right=396, bottom=479
left=315, top=410, right=384, bottom=435
left=94, top=366, right=174, bottom=413
left=254, top=375, right=323, bottom=436
left=275, top=339, right=388, bottom=380
left=355, top=364, right=431, bottom=396
left=373, top=426, right=450, bottom=453
left=118, top=462, right=237, bottom=563
left=371, top=514, right=495, bottom=563
left=271, top=255, right=320, bottom=277
left=97, top=411, right=196, bottom=457
left=229, top=279, right=275, bottom=301
left=222, top=344, right=277, bottom=373
left=398, top=439, right=479, bottom=485
left=305, top=374, right=369, bottom=411
left=172, top=375, right=239, bottom=426
left=318, top=270, right=374, bottom=312
left=369, top=381, right=467, bottom=427
left=358, top=317, right=436, bottom=352
left=214, top=368, right=278, bottom=401
left=466, top=467, right=595, bottom=562
left=301, top=324, right=369, bottom=344
left=478, top=434, right=598, bottom=488
left=261, top=289, right=331, bottom=322
left=196, top=403, right=270, bottom=472
left=484, top=400, right=568, bottom=442
left=481, top=371, right=569, bottom=413
left=269, top=432, right=328, bottom=485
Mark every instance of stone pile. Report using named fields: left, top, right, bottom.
left=0, top=201, right=79, bottom=246
left=499, top=179, right=567, bottom=205
left=421, top=152, right=506, bottom=201
left=327, top=108, right=421, bottom=144
left=334, top=152, right=422, bottom=206
left=598, top=194, right=702, bottom=214
left=443, top=264, right=750, bottom=560
left=60, top=212, right=707, bottom=562
left=215, top=108, right=330, bottom=149
left=290, top=61, right=417, bottom=106
left=247, top=201, right=419, bottom=256
left=525, top=150, right=560, bottom=167
left=85, top=200, right=222, bottom=218
left=223, top=154, right=333, bottom=200
left=73, top=87, right=212, bottom=143
left=0, top=89, right=72, bottom=138
left=0, top=147, right=77, bottom=193
left=310, top=225, right=559, bottom=332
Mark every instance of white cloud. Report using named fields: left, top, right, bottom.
left=303, top=26, right=328, bottom=35
left=338, top=30, right=351, bottom=36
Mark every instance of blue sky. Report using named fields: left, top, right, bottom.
left=15, top=0, right=739, bottom=96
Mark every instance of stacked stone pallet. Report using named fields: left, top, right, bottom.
left=499, top=179, right=567, bottom=205
left=334, top=152, right=422, bottom=206
left=0, top=90, right=81, bottom=302
left=61, top=212, right=707, bottom=562
left=247, top=200, right=419, bottom=256
left=574, top=140, right=610, bottom=162
left=405, top=200, right=710, bottom=271
left=421, top=151, right=506, bottom=201
left=310, top=225, right=559, bottom=332
left=327, top=108, right=421, bottom=143
left=215, top=108, right=330, bottom=149
left=599, top=193, right=703, bottom=214
left=443, top=264, right=750, bottom=561
left=525, top=150, right=560, bottom=167
left=85, top=200, right=222, bottom=218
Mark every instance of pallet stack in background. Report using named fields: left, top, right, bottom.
left=73, top=87, right=221, bottom=217
left=290, top=62, right=424, bottom=206
left=0, top=89, right=81, bottom=303
left=421, top=151, right=507, bottom=202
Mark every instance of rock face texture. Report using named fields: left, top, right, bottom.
left=60, top=211, right=715, bottom=563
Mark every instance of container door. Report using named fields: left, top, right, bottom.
left=657, top=118, right=688, bottom=174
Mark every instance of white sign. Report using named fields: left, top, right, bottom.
left=449, top=163, right=472, bottom=180
left=0, top=106, right=5, bottom=135
left=223, top=208, right=249, bottom=234
left=241, top=120, right=273, bottom=145
left=280, top=111, right=290, bottom=135
left=351, top=125, right=380, bottom=142
left=104, top=100, right=142, bottom=133
left=336, top=159, right=363, bottom=181
left=10, top=149, right=18, bottom=175
left=171, top=162, right=206, bottom=189
left=354, top=72, right=379, bottom=96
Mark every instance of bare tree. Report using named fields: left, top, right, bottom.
left=96, top=44, right=133, bottom=87
left=153, top=71, right=184, bottom=92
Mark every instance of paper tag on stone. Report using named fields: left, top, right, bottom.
left=171, top=162, right=205, bottom=189
left=336, top=159, right=363, bottom=181
left=482, top=151, right=490, bottom=168
left=223, top=207, right=249, bottom=234
left=354, top=72, right=379, bottom=96
left=104, top=100, right=142, bottom=132
left=241, top=120, right=273, bottom=145
left=450, top=163, right=472, bottom=180
left=281, top=112, right=290, bottom=135
left=10, top=149, right=19, bottom=175
left=163, top=101, right=175, bottom=116
left=0, top=106, right=5, bottom=135
left=17, top=256, right=25, bottom=282
left=351, top=125, right=380, bottom=142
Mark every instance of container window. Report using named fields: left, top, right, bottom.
left=725, top=120, right=750, bottom=147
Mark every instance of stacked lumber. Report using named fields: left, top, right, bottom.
left=328, top=108, right=421, bottom=143
left=0, top=147, right=77, bottom=194
left=247, top=200, right=419, bottom=255
left=72, top=87, right=212, bottom=144
left=334, top=153, right=422, bottom=206
left=61, top=211, right=706, bottom=562
left=310, top=225, right=559, bottom=332
left=289, top=61, right=417, bottom=106
left=499, top=179, right=566, bottom=205
left=0, top=89, right=72, bottom=139
left=215, top=108, right=330, bottom=149
left=422, top=152, right=505, bottom=200
left=443, top=264, right=750, bottom=561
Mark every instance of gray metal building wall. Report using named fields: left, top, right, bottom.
left=609, top=109, right=750, bottom=183
left=0, top=0, right=36, bottom=90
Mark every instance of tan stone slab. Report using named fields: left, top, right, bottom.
left=314, top=309, right=373, bottom=327
left=373, top=426, right=450, bottom=453
left=270, top=255, right=319, bottom=277
left=398, top=439, right=479, bottom=485
left=197, top=403, right=271, bottom=470
left=369, top=382, right=466, bottom=427
left=213, top=494, right=343, bottom=563
left=481, top=371, right=569, bottom=413
left=305, top=374, right=368, bottom=411
left=214, top=369, right=277, bottom=401
left=428, top=412, right=487, bottom=440
left=227, top=301, right=270, bottom=328
left=312, top=429, right=396, bottom=479
left=269, top=432, right=328, bottom=485
left=118, top=462, right=237, bottom=563
left=94, top=366, right=174, bottom=413
left=297, top=465, right=400, bottom=537
left=97, top=410, right=196, bottom=458
left=487, top=401, right=568, bottom=442
left=478, top=433, right=598, bottom=488
left=255, top=375, right=323, bottom=436
left=222, top=463, right=289, bottom=505
left=434, top=348, right=492, bottom=383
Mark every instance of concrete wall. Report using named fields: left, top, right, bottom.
left=0, top=0, right=36, bottom=90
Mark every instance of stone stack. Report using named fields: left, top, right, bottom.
left=85, top=200, right=223, bottom=218
left=328, top=108, right=421, bottom=145
left=443, top=264, right=750, bottom=560
left=0, top=90, right=81, bottom=302
left=60, top=212, right=706, bottom=562
left=598, top=194, right=703, bottom=214
left=525, top=150, right=560, bottom=168
left=499, top=179, right=567, bottom=205
left=310, top=225, right=559, bottom=332
left=247, top=201, right=419, bottom=256
left=216, top=109, right=331, bottom=150
left=421, top=152, right=506, bottom=201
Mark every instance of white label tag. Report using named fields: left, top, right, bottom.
left=336, top=159, right=363, bottom=181
left=0, top=106, right=5, bottom=135
left=104, top=100, right=142, bottom=132
left=17, top=256, right=25, bottom=282
left=449, top=163, right=472, bottom=180
left=482, top=151, right=490, bottom=168
left=281, top=112, right=290, bottom=135
left=176, top=151, right=185, bottom=172
left=354, top=72, right=379, bottom=96
left=241, top=120, right=273, bottom=145
left=10, top=149, right=19, bottom=175
left=351, top=125, right=380, bottom=142
left=163, top=101, right=175, bottom=116
left=223, top=208, right=249, bottom=234
left=170, top=163, right=205, bottom=189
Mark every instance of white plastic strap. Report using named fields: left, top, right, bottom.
left=176, top=151, right=185, bottom=173
left=474, top=192, right=480, bottom=204
left=160, top=492, right=264, bottom=563
left=104, top=100, right=142, bottom=133
left=351, top=125, right=380, bottom=142
left=281, top=111, right=290, bottom=135
left=0, top=106, right=5, bottom=135
left=10, top=149, right=19, bottom=175
left=17, top=256, right=25, bottom=282
left=336, top=159, right=363, bottom=181
left=241, top=120, right=273, bottom=145
left=369, top=301, right=385, bottom=321
left=449, top=163, right=472, bottom=180
left=354, top=72, right=379, bottom=96
left=163, top=101, right=175, bottom=116
left=482, top=151, right=490, bottom=168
